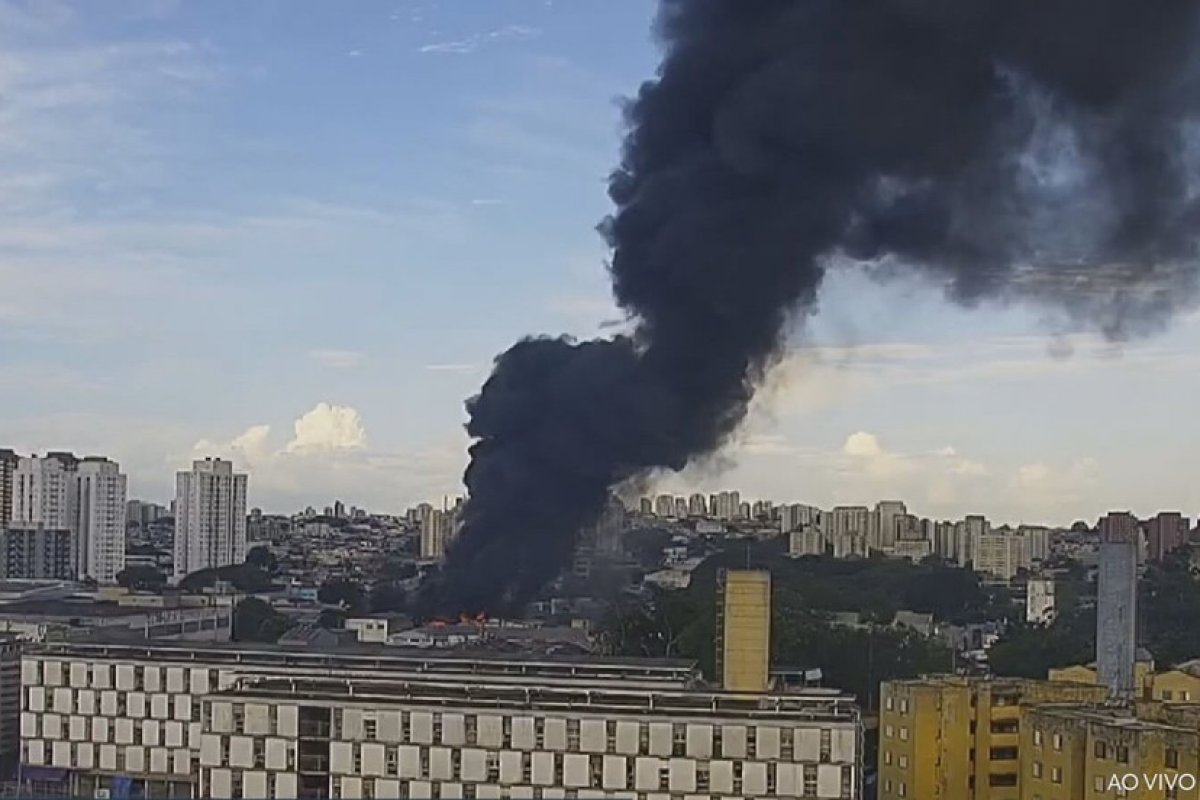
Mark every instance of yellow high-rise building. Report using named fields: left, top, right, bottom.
left=1021, top=703, right=1200, bottom=799
left=878, top=677, right=1108, bottom=800
left=716, top=569, right=771, bottom=692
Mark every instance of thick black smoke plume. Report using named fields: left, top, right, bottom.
left=420, top=0, right=1200, bottom=616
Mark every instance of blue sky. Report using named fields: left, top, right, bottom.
left=2, top=0, right=1198, bottom=525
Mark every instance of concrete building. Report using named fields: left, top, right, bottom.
left=418, top=509, right=454, bottom=561
left=77, top=458, right=128, bottom=584
left=877, top=676, right=1107, bottom=800
left=12, top=453, right=79, bottom=532
left=875, top=501, right=906, bottom=551
left=890, top=539, right=932, bottom=564
left=173, top=459, right=248, bottom=582
left=686, top=493, right=707, bottom=517
left=0, top=526, right=74, bottom=580
left=788, top=526, right=826, bottom=558
left=1145, top=511, right=1188, bottom=562
left=1021, top=703, right=1200, bottom=800
left=778, top=504, right=821, bottom=535
left=0, top=450, right=16, bottom=530
left=715, top=569, right=771, bottom=694
left=972, top=532, right=1022, bottom=582
left=1097, top=517, right=1139, bottom=702
left=21, top=639, right=861, bottom=799
left=653, top=494, right=677, bottom=518
left=0, top=636, right=19, bottom=777
left=1026, top=577, right=1056, bottom=625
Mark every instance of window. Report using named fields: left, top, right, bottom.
left=1164, top=690, right=1175, bottom=700
left=991, top=720, right=1019, bottom=734
left=1117, top=745, right=1129, bottom=764
left=1053, top=734, right=1063, bottom=751
left=1095, top=741, right=1107, bottom=759
left=898, top=727, right=909, bottom=742
left=989, top=773, right=1018, bottom=787
left=1033, top=761, right=1042, bottom=778
left=898, top=755, right=908, bottom=769
left=363, top=719, right=377, bottom=741
left=1034, top=729, right=1043, bottom=747
left=898, top=781, right=907, bottom=797
left=990, top=747, right=1018, bottom=761
left=899, top=699, right=909, bottom=714
left=885, top=696, right=894, bottom=711
left=1182, top=691, right=1190, bottom=701
left=885, top=725, right=894, bottom=739
left=1051, top=766, right=1062, bottom=784
left=884, top=751, right=892, bottom=766
left=1095, top=777, right=1105, bottom=792
left=1167, top=747, right=1179, bottom=769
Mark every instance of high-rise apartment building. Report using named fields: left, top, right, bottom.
left=76, top=458, right=127, bottom=584
left=0, top=525, right=74, bottom=580
left=653, top=494, right=677, bottom=518
left=875, top=501, right=906, bottom=550
left=973, top=532, right=1023, bottom=581
left=687, top=493, right=707, bottom=517
left=173, top=458, right=248, bottom=582
left=12, top=452, right=79, bottom=531
left=0, top=450, right=15, bottom=530
left=419, top=510, right=453, bottom=560
left=9, top=453, right=127, bottom=582
left=1144, top=511, right=1188, bottom=562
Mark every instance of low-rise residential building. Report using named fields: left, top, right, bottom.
left=877, top=676, right=1108, bottom=800
left=1022, top=703, right=1200, bottom=799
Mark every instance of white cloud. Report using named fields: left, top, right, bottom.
left=284, top=403, right=367, bottom=454
left=843, top=431, right=884, bottom=458
left=184, top=404, right=465, bottom=511
left=308, top=349, right=365, bottom=369
left=418, top=24, right=540, bottom=55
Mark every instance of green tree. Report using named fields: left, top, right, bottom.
left=116, top=565, right=166, bottom=592
left=319, top=578, right=367, bottom=613
left=232, top=598, right=289, bottom=643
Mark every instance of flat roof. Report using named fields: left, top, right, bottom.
left=213, top=675, right=860, bottom=723
left=31, top=638, right=703, bottom=689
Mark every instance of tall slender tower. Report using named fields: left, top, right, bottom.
left=174, top=458, right=248, bottom=582
left=716, top=569, right=772, bottom=692
left=1097, top=512, right=1139, bottom=703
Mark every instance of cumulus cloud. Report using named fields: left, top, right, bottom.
left=284, top=403, right=366, bottom=454
left=187, top=403, right=465, bottom=511
left=843, top=431, right=884, bottom=458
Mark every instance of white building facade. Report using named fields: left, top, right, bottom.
left=19, top=642, right=862, bottom=800
left=174, top=459, right=248, bottom=582
left=10, top=453, right=128, bottom=583
left=76, top=458, right=128, bottom=584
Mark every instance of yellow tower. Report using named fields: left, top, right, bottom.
left=716, top=569, right=771, bottom=692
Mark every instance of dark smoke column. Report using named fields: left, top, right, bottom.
left=422, top=0, right=1200, bottom=616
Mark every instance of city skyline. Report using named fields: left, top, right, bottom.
left=4, top=1, right=1200, bottom=524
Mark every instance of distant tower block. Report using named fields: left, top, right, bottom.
left=1097, top=513, right=1139, bottom=703
left=716, top=569, right=772, bottom=692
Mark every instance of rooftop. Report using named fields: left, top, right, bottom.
left=213, top=674, right=860, bottom=722
left=32, top=637, right=702, bottom=690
